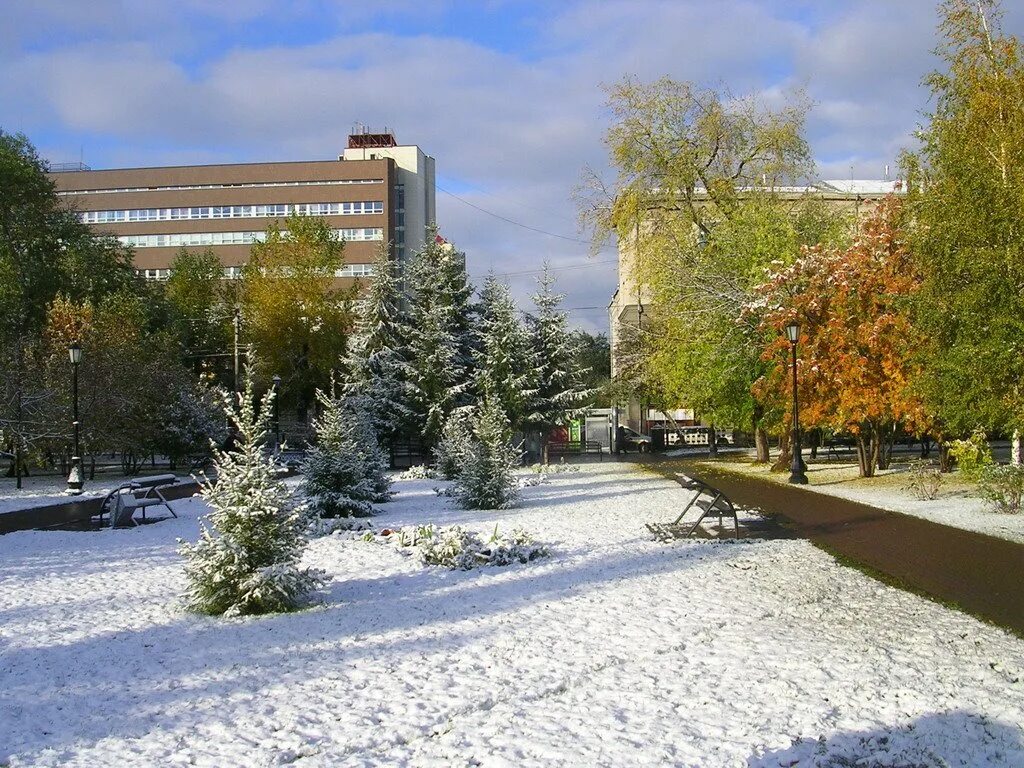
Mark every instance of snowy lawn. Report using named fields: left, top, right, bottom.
left=1, top=463, right=1023, bottom=767
left=696, top=456, right=1024, bottom=546
left=0, top=472, right=195, bottom=517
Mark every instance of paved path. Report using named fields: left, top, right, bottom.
left=637, top=456, right=1024, bottom=637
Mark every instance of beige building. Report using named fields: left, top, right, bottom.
left=608, top=180, right=906, bottom=433
left=50, top=132, right=436, bottom=285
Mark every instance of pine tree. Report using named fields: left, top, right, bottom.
left=433, top=407, right=474, bottom=480
left=342, top=243, right=410, bottom=446
left=403, top=230, right=475, bottom=448
left=455, top=396, right=522, bottom=510
left=526, top=265, right=593, bottom=432
left=474, top=273, right=536, bottom=431
left=302, top=390, right=393, bottom=518
left=179, top=360, right=323, bottom=617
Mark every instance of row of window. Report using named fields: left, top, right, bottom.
left=58, top=178, right=383, bottom=196
left=119, top=228, right=383, bottom=248
left=138, top=263, right=376, bottom=280
left=82, top=201, right=384, bottom=224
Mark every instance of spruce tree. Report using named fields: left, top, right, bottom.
left=303, top=390, right=392, bottom=518
left=403, top=230, right=475, bottom=448
left=526, top=264, right=593, bottom=432
left=475, top=273, right=536, bottom=431
left=342, top=243, right=410, bottom=446
left=455, top=396, right=522, bottom=510
left=180, top=360, right=323, bottom=616
left=433, top=407, right=474, bottom=480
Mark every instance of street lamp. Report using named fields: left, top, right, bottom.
left=785, top=322, right=808, bottom=485
left=67, top=341, right=83, bottom=495
left=272, top=374, right=282, bottom=453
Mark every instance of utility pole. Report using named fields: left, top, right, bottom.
left=233, top=307, right=241, bottom=395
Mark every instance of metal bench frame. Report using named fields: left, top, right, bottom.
left=97, top=474, right=180, bottom=527
left=650, top=474, right=740, bottom=539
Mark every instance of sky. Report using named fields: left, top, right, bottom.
left=3, top=0, right=1022, bottom=333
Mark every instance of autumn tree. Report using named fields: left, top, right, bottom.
left=902, top=0, right=1024, bottom=439
left=242, top=214, right=355, bottom=420
left=583, top=77, right=848, bottom=460
left=749, top=197, right=926, bottom=477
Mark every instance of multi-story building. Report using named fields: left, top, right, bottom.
left=50, top=132, right=436, bottom=283
left=608, top=180, right=905, bottom=433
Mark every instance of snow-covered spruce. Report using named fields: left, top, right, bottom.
left=178, top=364, right=323, bottom=617
left=302, top=390, right=392, bottom=519
left=433, top=407, right=474, bottom=480
left=454, top=396, right=522, bottom=510
left=370, top=523, right=550, bottom=570
left=474, top=273, right=536, bottom=430
left=402, top=229, right=476, bottom=449
left=340, top=243, right=411, bottom=447
left=524, top=264, right=593, bottom=433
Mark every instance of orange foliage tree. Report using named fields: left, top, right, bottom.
left=747, top=197, right=928, bottom=477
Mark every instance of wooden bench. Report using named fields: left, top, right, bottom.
left=647, top=474, right=740, bottom=540
left=543, top=441, right=604, bottom=464
left=97, top=474, right=181, bottom=527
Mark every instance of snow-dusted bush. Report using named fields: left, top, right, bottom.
left=396, top=464, right=435, bottom=480
left=454, top=397, right=522, bottom=510
left=302, top=391, right=392, bottom=518
left=433, top=408, right=474, bottom=480
left=179, top=363, right=323, bottom=617
left=370, top=524, right=549, bottom=570
left=978, top=464, right=1024, bottom=514
left=904, top=460, right=942, bottom=500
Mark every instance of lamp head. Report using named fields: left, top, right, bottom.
left=68, top=341, right=82, bottom=365
left=785, top=322, right=800, bottom=344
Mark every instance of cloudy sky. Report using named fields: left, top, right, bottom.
left=3, top=0, right=1022, bottom=332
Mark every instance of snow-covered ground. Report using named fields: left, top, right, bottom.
left=696, top=458, right=1024, bottom=545
left=2, top=463, right=1023, bottom=767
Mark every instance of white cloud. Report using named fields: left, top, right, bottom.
left=3, top=0, right=1023, bottom=331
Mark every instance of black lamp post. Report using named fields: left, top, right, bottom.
left=785, top=322, right=808, bottom=485
left=272, top=374, right=282, bottom=452
left=67, top=341, right=83, bottom=494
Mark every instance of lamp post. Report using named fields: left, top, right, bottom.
left=272, top=374, right=282, bottom=453
left=785, top=322, right=808, bottom=485
left=67, top=341, right=83, bottom=494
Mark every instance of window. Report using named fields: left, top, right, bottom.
left=118, top=227, right=383, bottom=248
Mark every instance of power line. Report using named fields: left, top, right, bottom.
left=437, top=184, right=616, bottom=251
left=470, top=259, right=617, bottom=279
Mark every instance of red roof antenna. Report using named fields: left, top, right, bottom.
left=347, top=125, right=398, bottom=149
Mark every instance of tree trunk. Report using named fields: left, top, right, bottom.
left=1012, top=430, right=1024, bottom=466
left=919, top=434, right=933, bottom=458
left=938, top=441, right=954, bottom=473
left=771, top=430, right=791, bottom=473
left=855, top=430, right=877, bottom=478
left=809, top=427, right=820, bottom=460
left=752, top=404, right=770, bottom=464
left=707, top=422, right=718, bottom=458
left=876, top=423, right=896, bottom=471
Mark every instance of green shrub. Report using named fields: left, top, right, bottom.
left=978, top=464, right=1024, bottom=514
left=948, top=429, right=992, bottom=481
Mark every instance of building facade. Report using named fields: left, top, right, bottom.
left=50, top=132, right=436, bottom=284
left=608, top=180, right=905, bottom=433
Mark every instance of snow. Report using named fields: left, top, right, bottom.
left=2, top=463, right=1023, bottom=767
left=700, top=458, right=1024, bottom=545
left=0, top=475, right=115, bottom=515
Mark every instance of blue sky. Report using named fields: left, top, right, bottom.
left=3, top=0, right=1021, bottom=331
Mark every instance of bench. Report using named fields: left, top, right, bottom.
left=543, top=441, right=604, bottom=464
left=97, top=474, right=181, bottom=527
left=647, top=474, right=740, bottom=540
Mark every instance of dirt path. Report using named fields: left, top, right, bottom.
left=635, top=456, right=1024, bottom=637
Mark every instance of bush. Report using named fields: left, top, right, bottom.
left=948, top=429, right=992, bottom=481
left=371, top=523, right=550, bottom=570
left=904, top=460, right=942, bottom=501
left=978, top=464, right=1024, bottom=514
